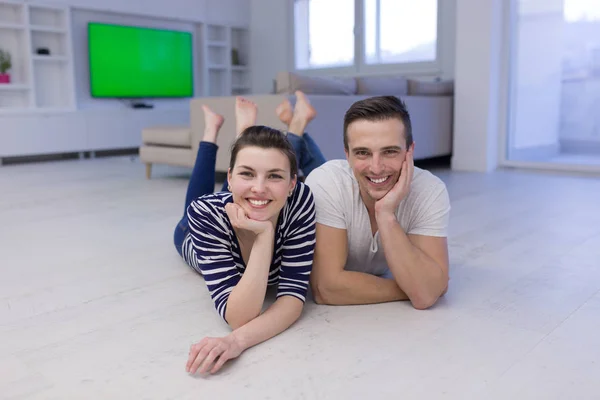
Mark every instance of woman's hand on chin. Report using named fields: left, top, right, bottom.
left=225, top=203, right=273, bottom=236
left=186, top=334, right=244, bottom=375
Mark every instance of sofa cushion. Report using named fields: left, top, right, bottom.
left=407, top=79, right=454, bottom=96
left=356, top=75, right=408, bottom=96
left=276, top=71, right=357, bottom=95
left=142, top=126, right=191, bottom=147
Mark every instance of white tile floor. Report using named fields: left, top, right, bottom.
left=1, top=157, right=600, bottom=399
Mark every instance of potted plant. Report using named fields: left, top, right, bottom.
left=0, top=49, right=12, bottom=84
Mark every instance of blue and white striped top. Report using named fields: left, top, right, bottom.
left=181, top=182, right=316, bottom=321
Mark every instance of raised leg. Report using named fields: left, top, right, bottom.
left=221, top=97, right=258, bottom=192
left=275, top=98, right=293, bottom=127
left=183, top=105, right=224, bottom=212
left=284, top=91, right=325, bottom=177
left=145, top=163, right=152, bottom=179
left=288, top=91, right=316, bottom=137
left=235, top=97, right=258, bottom=138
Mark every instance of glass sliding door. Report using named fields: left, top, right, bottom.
left=506, top=0, right=600, bottom=169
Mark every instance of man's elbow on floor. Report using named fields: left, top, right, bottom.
left=410, top=286, right=448, bottom=310
left=312, top=289, right=326, bottom=305
left=311, top=284, right=333, bottom=305
left=410, top=298, right=437, bottom=310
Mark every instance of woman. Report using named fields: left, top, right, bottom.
left=174, top=93, right=326, bottom=375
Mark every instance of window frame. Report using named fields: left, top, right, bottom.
left=290, top=0, right=443, bottom=76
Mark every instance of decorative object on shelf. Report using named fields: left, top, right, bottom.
left=36, top=48, right=51, bottom=55
left=231, top=48, right=241, bottom=66
left=0, top=48, right=11, bottom=84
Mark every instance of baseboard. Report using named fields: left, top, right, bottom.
left=94, top=148, right=139, bottom=157
left=0, top=148, right=139, bottom=166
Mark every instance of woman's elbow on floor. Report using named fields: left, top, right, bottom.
left=225, top=312, right=258, bottom=330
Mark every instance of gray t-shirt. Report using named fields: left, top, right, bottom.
left=305, top=160, right=450, bottom=276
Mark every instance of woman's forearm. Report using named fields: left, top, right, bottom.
left=225, top=229, right=274, bottom=328
left=230, top=296, right=303, bottom=351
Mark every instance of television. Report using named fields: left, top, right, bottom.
left=88, top=23, right=193, bottom=98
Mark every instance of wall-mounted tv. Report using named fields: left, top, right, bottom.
left=88, top=23, right=193, bottom=98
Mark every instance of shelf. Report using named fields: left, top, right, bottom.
left=208, top=41, right=227, bottom=47
left=231, top=65, right=248, bottom=71
left=231, top=85, right=250, bottom=90
left=207, top=25, right=227, bottom=42
left=30, top=25, right=67, bottom=33
left=32, top=55, right=68, bottom=62
left=29, top=5, right=66, bottom=30
left=34, top=107, right=74, bottom=113
left=29, top=4, right=65, bottom=11
left=0, top=22, right=25, bottom=30
left=0, top=83, right=30, bottom=91
left=0, top=108, right=35, bottom=115
left=0, top=2, right=24, bottom=25
left=208, top=65, right=227, bottom=70
left=0, top=2, right=73, bottom=114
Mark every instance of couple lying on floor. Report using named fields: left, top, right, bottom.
left=173, top=92, right=451, bottom=375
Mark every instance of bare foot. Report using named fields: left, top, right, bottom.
left=288, top=91, right=317, bottom=137
left=275, top=98, right=293, bottom=126
left=235, top=97, right=258, bottom=137
left=202, top=105, right=224, bottom=143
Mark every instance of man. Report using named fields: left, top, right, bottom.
left=304, top=96, right=450, bottom=309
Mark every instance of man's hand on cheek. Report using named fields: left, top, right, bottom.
left=375, top=151, right=414, bottom=217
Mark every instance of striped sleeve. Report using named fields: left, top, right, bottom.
left=277, top=184, right=316, bottom=303
left=186, top=197, right=240, bottom=321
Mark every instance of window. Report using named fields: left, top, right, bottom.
left=364, top=0, right=437, bottom=65
left=294, top=0, right=439, bottom=71
left=294, top=0, right=355, bottom=69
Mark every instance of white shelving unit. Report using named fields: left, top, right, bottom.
left=0, top=22, right=26, bottom=29
left=230, top=27, right=250, bottom=95
left=1, top=2, right=251, bottom=163
left=0, top=0, right=75, bottom=113
left=196, top=23, right=251, bottom=97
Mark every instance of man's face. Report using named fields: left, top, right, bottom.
left=345, top=118, right=411, bottom=205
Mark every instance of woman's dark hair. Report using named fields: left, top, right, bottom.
left=229, top=125, right=298, bottom=178
left=343, top=96, right=413, bottom=150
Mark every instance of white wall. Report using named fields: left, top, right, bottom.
left=12, top=0, right=250, bottom=26
left=438, top=0, right=457, bottom=81
left=249, top=0, right=457, bottom=94
left=249, top=0, right=292, bottom=94
left=451, top=0, right=503, bottom=172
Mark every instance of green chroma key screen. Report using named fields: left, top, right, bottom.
left=88, top=23, right=193, bottom=98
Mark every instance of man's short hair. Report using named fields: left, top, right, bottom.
left=343, top=96, right=413, bottom=151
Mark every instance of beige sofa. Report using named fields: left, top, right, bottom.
left=139, top=95, right=286, bottom=178
left=140, top=72, right=454, bottom=177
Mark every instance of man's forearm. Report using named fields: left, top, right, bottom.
left=313, top=270, right=408, bottom=305
left=376, top=213, right=447, bottom=309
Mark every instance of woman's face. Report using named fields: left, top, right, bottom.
left=228, top=146, right=297, bottom=223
